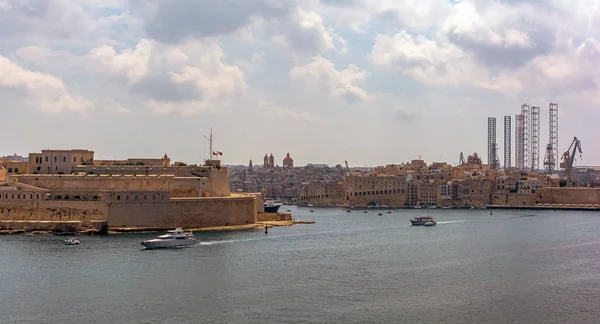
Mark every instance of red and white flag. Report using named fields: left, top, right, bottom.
left=212, top=151, right=223, bottom=156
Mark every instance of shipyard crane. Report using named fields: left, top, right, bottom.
left=459, top=152, right=465, bottom=165
left=560, top=137, right=583, bottom=186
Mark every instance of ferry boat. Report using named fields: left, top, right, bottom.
left=140, top=228, right=198, bottom=249
left=264, top=201, right=282, bottom=213
left=410, top=215, right=437, bottom=226
left=64, top=238, right=80, bottom=245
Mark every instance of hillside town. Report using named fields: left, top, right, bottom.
left=227, top=152, right=600, bottom=209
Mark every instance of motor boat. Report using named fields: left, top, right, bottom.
left=64, top=238, right=80, bottom=245
left=410, top=215, right=437, bottom=226
left=140, top=228, right=198, bottom=249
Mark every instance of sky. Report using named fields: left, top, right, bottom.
left=1, top=0, right=599, bottom=167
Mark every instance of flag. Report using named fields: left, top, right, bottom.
left=217, top=151, right=223, bottom=156
left=212, top=152, right=217, bottom=156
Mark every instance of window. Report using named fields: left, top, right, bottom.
left=14, top=168, right=19, bottom=173
left=74, top=157, right=76, bottom=163
left=117, top=195, right=121, bottom=200
left=134, top=195, right=139, bottom=200
left=35, top=157, right=39, bottom=163
left=30, top=194, right=33, bottom=199
left=81, top=157, right=84, bottom=162
left=63, top=157, right=66, bottom=163
left=143, top=195, right=147, bottom=200
left=152, top=195, right=156, bottom=201
left=45, top=156, right=48, bottom=162
left=54, top=157, right=57, bottom=163
left=8, top=168, right=12, bottom=173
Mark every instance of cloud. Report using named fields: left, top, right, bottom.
left=290, top=55, right=369, bottom=103
left=141, top=0, right=294, bottom=43
left=394, top=109, right=418, bottom=122
left=371, top=31, right=485, bottom=87
left=267, top=7, right=347, bottom=53
left=0, top=56, right=92, bottom=113
left=88, top=39, right=246, bottom=114
left=259, top=101, right=313, bottom=122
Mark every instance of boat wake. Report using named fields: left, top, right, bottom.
left=196, top=236, right=277, bottom=246
left=435, top=220, right=475, bottom=225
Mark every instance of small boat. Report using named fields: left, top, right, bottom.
left=346, top=210, right=351, bottom=213
left=363, top=210, right=368, bottom=213
left=386, top=211, right=391, bottom=214
left=378, top=212, right=383, bottom=216
left=140, top=228, right=198, bottom=249
left=286, top=209, right=292, bottom=212
left=310, top=209, right=314, bottom=212
left=64, top=238, right=80, bottom=245
left=410, top=215, right=437, bottom=226
left=307, top=204, right=314, bottom=207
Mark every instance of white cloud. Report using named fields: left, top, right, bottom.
left=0, top=56, right=92, bottom=113
left=88, top=39, right=246, bottom=115
left=290, top=55, right=369, bottom=103
left=259, top=101, right=313, bottom=122
left=268, top=7, right=347, bottom=53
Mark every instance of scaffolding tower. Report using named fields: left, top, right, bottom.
left=488, top=117, right=499, bottom=169
left=548, top=103, right=559, bottom=172
left=504, top=116, right=511, bottom=170
left=520, top=104, right=531, bottom=171
left=515, top=114, right=524, bottom=170
left=531, top=106, right=540, bottom=171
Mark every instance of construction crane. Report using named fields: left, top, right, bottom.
left=560, top=137, right=583, bottom=186
left=459, top=152, right=465, bottom=165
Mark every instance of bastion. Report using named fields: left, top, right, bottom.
left=0, top=162, right=264, bottom=233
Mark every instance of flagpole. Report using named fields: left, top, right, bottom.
left=203, top=127, right=213, bottom=164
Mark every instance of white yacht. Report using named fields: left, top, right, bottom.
left=140, top=228, right=198, bottom=249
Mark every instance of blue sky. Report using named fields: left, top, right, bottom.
left=1, top=0, right=599, bottom=167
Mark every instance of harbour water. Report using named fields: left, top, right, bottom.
left=1, top=207, right=600, bottom=323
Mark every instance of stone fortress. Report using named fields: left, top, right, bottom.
left=0, top=150, right=264, bottom=233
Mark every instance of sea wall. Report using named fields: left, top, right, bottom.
left=0, top=220, right=107, bottom=233
left=536, top=188, right=600, bottom=205
left=257, top=212, right=292, bottom=222
left=0, top=200, right=108, bottom=221
left=106, top=196, right=257, bottom=229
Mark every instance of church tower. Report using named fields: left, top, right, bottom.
left=263, top=154, right=269, bottom=168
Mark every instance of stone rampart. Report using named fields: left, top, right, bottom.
left=13, top=174, right=207, bottom=198
left=536, top=188, right=600, bottom=205
left=107, top=196, right=257, bottom=229
left=0, top=200, right=108, bottom=221
left=257, top=212, right=292, bottom=222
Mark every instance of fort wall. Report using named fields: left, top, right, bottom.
left=536, top=188, right=600, bottom=205
left=13, top=174, right=208, bottom=198
left=107, top=196, right=256, bottom=229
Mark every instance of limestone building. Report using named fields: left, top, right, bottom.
left=29, top=149, right=94, bottom=174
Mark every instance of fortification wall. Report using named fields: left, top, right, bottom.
left=537, top=188, right=600, bottom=205
left=491, top=193, right=537, bottom=206
left=106, top=196, right=256, bottom=229
left=0, top=200, right=108, bottom=221
left=14, top=175, right=206, bottom=198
